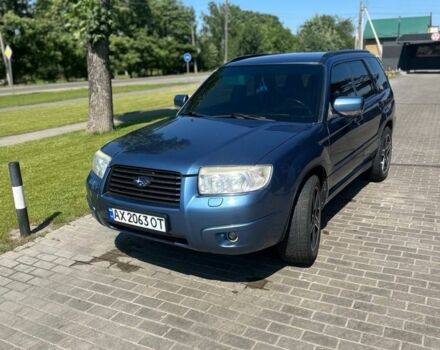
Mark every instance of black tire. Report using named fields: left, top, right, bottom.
left=369, top=127, right=392, bottom=182
left=278, top=175, right=322, bottom=266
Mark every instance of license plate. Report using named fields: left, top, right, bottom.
left=108, top=208, right=167, bottom=233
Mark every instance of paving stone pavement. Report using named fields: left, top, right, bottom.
left=0, top=73, right=439, bottom=350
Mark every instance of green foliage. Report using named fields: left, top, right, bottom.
left=0, top=84, right=196, bottom=136
left=200, top=2, right=298, bottom=69
left=198, top=37, right=219, bottom=70
left=0, top=0, right=32, bottom=17
left=0, top=118, right=164, bottom=252
left=0, top=81, right=193, bottom=108
left=109, top=0, right=196, bottom=77
left=0, top=0, right=355, bottom=83
left=1, top=10, right=85, bottom=82
left=113, top=0, right=151, bottom=36
left=65, top=0, right=113, bottom=44
left=297, top=15, right=354, bottom=51
left=150, top=0, right=194, bottom=42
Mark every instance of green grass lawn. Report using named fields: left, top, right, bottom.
left=0, top=85, right=196, bottom=137
left=0, top=119, right=166, bottom=253
left=0, top=81, right=193, bottom=109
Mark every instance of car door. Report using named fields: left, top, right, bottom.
left=326, top=62, right=361, bottom=192
left=365, top=57, right=395, bottom=129
left=347, top=60, right=382, bottom=164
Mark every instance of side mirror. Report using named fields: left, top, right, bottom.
left=174, top=94, right=189, bottom=108
left=333, top=96, right=364, bottom=118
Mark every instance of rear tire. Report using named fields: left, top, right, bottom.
left=278, top=175, right=322, bottom=266
left=369, top=127, right=392, bottom=182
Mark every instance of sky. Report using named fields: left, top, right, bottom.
left=182, top=0, right=440, bottom=33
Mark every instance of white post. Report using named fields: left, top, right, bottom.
left=365, top=7, right=383, bottom=58
left=357, top=0, right=364, bottom=49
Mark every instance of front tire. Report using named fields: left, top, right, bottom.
left=278, top=175, right=322, bottom=266
left=369, top=127, right=392, bottom=182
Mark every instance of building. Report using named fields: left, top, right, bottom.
left=364, top=15, right=440, bottom=71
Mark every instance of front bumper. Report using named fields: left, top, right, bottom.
left=87, top=171, right=290, bottom=255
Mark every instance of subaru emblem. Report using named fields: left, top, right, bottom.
left=133, top=176, right=151, bottom=188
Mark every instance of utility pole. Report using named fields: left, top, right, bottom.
left=224, top=0, right=229, bottom=63
left=191, top=23, right=198, bottom=74
left=0, top=32, right=13, bottom=87
left=357, top=0, right=364, bottom=50
left=364, top=6, right=383, bottom=58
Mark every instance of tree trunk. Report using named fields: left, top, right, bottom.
left=86, top=36, right=114, bottom=133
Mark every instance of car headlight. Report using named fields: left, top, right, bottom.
left=92, top=150, right=111, bottom=179
left=198, top=165, right=273, bottom=195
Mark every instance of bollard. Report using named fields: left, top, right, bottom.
left=8, top=161, right=31, bottom=237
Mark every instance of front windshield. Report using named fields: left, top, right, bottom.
left=181, top=64, right=324, bottom=123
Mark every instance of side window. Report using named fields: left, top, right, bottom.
left=365, top=57, right=389, bottom=92
left=330, top=63, right=355, bottom=102
left=348, top=61, right=375, bottom=99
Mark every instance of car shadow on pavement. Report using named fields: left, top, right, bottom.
left=114, top=176, right=369, bottom=282
left=321, top=176, right=369, bottom=229
left=115, top=233, right=286, bottom=283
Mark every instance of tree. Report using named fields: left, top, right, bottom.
left=296, top=15, right=354, bottom=52
left=112, top=0, right=151, bottom=36
left=38, top=0, right=87, bottom=81
left=109, top=0, right=195, bottom=77
left=236, top=20, right=265, bottom=56
left=0, top=0, right=32, bottom=17
left=200, top=2, right=297, bottom=69
left=149, top=0, right=195, bottom=74
left=66, top=0, right=114, bottom=134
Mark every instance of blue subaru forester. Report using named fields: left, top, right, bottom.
left=87, top=50, right=394, bottom=266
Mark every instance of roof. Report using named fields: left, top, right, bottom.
left=364, top=16, right=430, bottom=40
left=398, top=33, right=437, bottom=43
left=226, top=50, right=372, bottom=66
left=226, top=52, right=325, bottom=66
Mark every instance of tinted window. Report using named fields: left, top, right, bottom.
left=415, top=44, right=440, bottom=57
left=330, top=63, right=355, bottom=102
left=181, top=64, right=324, bottom=123
left=366, top=57, right=389, bottom=91
left=348, top=61, right=375, bottom=99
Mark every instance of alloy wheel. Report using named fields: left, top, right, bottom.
left=380, top=134, right=392, bottom=174
left=310, top=187, right=321, bottom=252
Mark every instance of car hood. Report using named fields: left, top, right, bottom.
left=103, top=116, right=312, bottom=175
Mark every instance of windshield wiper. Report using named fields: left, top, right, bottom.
left=181, top=111, right=205, bottom=118
left=213, top=113, right=274, bottom=121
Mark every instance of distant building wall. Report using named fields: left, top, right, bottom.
left=382, top=42, right=403, bottom=70
left=365, top=38, right=401, bottom=70
left=365, top=42, right=380, bottom=56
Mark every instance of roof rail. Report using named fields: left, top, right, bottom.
left=227, top=53, right=272, bottom=64
left=320, top=49, right=370, bottom=62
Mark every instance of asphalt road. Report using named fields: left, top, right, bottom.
left=0, top=72, right=210, bottom=96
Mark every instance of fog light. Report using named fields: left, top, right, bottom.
left=226, top=231, right=239, bottom=242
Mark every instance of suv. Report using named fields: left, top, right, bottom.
left=87, top=50, right=394, bottom=266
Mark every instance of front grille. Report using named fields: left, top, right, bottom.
left=106, top=165, right=182, bottom=205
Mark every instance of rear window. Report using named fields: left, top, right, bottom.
left=366, top=58, right=389, bottom=92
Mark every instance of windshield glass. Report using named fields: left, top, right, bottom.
left=181, top=64, right=324, bottom=123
